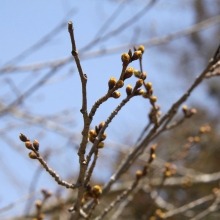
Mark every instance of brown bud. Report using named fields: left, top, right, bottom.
left=136, top=170, right=143, bottom=180
left=29, top=152, right=38, bottom=159
left=150, top=96, right=157, bottom=104
left=33, top=140, right=39, bottom=151
left=142, top=92, right=149, bottom=98
left=98, top=142, right=105, bottom=148
left=115, top=80, right=124, bottom=89
left=128, top=49, right=132, bottom=58
left=99, top=122, right=105, bottom=130
left=36, top=200, right=42, bottom=209
left=124, top=67, right=134, bottom=80
left=101, top=132, right=107, bottom=141
left=134, top=89, right=144, bottom=96
left=145, top=82, right=152, bottom=90
left=19, top=133, right=29, bottom=142
left=138, top=45, right=145, bottom=53
left=111, top=91, right=121, bottom=99
left=126, top=84, right=133, bottom=96
left=25, top=141, right=33, bottom=150
left=182, top=105, right=188, bottom=114
left=89, top=130, right=97, bottom=138
left=134, top=69, right=141, bottom=78
left=135, top=79, right=143, bottom=88
left=140, top=71, right=147, bottom=80
left=92, top=185, right=102, bottom=198
left=108, top=77, right=117, bottom=90
left=131, top=50, right=142, bottom=61
left=121, top=53, right=130, bottom=65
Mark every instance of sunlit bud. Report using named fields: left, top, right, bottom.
left=150, top=96, right=157, bottom=104
left=116, top=80, right=124, bottom=88
left=136, top=170, right=143, bottom=180
left=145, top=82, right=152, bottom=90
left=29, top=152, right=38, bottom=159
left=92, top=185, right=102, bottom=198
left=25, top=141, right=33, bottom=150
left=142, top=92, right=149, bottom=98
left=98, top=142, right=105, bottom=148
left=200, top=126, right=206, bottom=133
left=19, top=133, right=29, bottom=142
left=99, top=122, right=105, bottom=130
left=36, top=200, right=42, bottom=209
left=134, top=89, right=144, bottom=96
left=101, top=133, right=107, bottom=141
left=111, top=91, right=121, bottom=99
left=138, top=45, right=145, bottom=53
left=134, top=69, right=141, bottom=78
left=126, top=84, right=133, bottom=96
left=108, top=77, right=117, bottom=90
left=190, top=108, right=197, bottom=115
left=132, top=50, right=142, bottom=61
left=124, top=67, right=134, bottom=80
left=182, top=105, right=188, bottom=114
left=194, top=136, right=200, bottom=143
left=135, top=79, right=143, bottom=88
left=121, top=53, right=130, bottom=65
left=89, top=130, right=97, bottom=138
left=140, top=71, right=147, bottom=80
left=33, top=140, right=39, bottom=151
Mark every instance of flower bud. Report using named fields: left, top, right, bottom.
left=101, top=133, right=107, bottom=141
left=121, top=53, right=130, bottom=65
left=150, top=96, right=157, bottom=104
left=135, top=79, right=143, bottom=88
left=92, top=185, right=102, bottom=198
left=140, top=71, right=147, bottom=80
left=25, top=141, right=33, bottom=150
left=115, top=80, right=124, bottom=89
left=111, top=91, right=121, bottom=99
left=128, top=49, right=132, bottom=58
left=134, top=69, right=141, bottom=78
left=99, top=122, right=105, bottom=130
left=142, top=92, right=149, bottom=98
left=98, top=142, right=105, bottom=148
left=126, top=84, right=133, bottom=96
left=136, top=170, right=143, bottom=180
left=131, top=50, right=142, bottom=61
left=29, top=152, right=38, bottom=159
left=33, top=140, right=39, bottom=151
left=182, top=105, right=188, bottom=114
left=19, top=133, right=29, bottom=142
left=145, top=82, right=152, bottom=90
left=138, top=45, right=145, bottom=53
left=36, top=200, right=42, bottom=209
left=89, top=129, right=97, bottom=138
left=124, top=67, right=134, bottom=80
left=108, top=77, right=117, bottom=90
left=134, top=89, right=144, bottom=96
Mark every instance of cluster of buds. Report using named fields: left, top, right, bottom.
left=134, top=69, right=147, bottom=80
left=121, top=45, right=145, bottom=66
left=88, top=122, right=107, bottom=149
left=125, top=79, right=144, bottom=97
left=32, top=189, right=53, bottom=220
left=136, top=144, right=157, bottom=181
left=82, top=184, right=102, bottom=205
left=142, top=82, right=157, bottom=105
left=19, top=133, right=40, bottom=159
left=182, top=105, right=197, bottom=118
left=108, top=77, right=122, bottom=99
left=163, top=163, right=176, bottom=178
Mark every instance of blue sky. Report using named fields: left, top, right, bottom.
left=0, top=0, right=219, bottom=218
